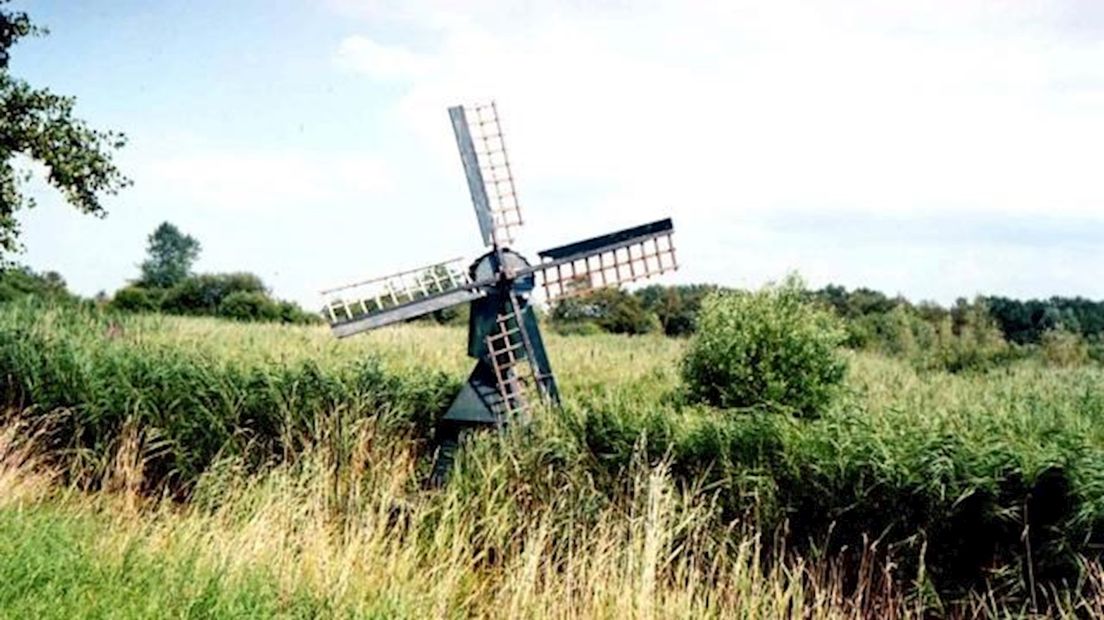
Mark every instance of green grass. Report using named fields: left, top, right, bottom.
left=4, top=299, right=1104, bottom=610
left=0, top=504, right=337, bottom=618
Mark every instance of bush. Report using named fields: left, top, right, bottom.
left=0, top=266, right=72, bottom=302
left=114, top=271, right=319, bottom=325
left=218, top=291, right=280, bottom=322
left=1041, top=329, right=1089, bottom=367
left=161, top=273, right=267, bottom=315
left=681, top=275, right=847, bottom=417
left=277, top=300, right=323, bottom=325
left=923, top=300, right=1010, bottom=373
left=110, top=285, right=163, bottom=313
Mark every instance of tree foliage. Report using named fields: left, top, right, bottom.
left=635, top=284, right=719, bottom=336
left=138, top=222, right=200, bottom=288
left=160, top=272, right=267, bottom=316
left=0, top=2, right=130, bottom=257
left=110, top=284, right=162, bottom=313
left=218, top=290, right=281, bottom=322
left=112, top=271, right=319, bottom=325
left=550, top=287, right=659, bottom=335
left=0, top=263, right=71, bottom=302
left=109, top=224, right=318, bottom=325
left=984, top=296, right=1104, bottom=345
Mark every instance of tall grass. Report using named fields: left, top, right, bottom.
left=3, top=299, right=1104, bottom=608
left=0, top=417, right=932, bottom=618
left=8, top=416, right=1104, bottom=618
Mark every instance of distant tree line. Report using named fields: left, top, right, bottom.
left=6, top=222, right=1104, bottom=367
left=983, top=296, right=1104, bottom=345
left=545, top=281, right=1104, bottom=370
left=549, top=284, right=718, bottom=337
left=108, top=222, right=319, bottom=324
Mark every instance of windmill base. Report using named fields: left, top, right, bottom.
left=429, top=359, right=510, bottom=486
left=441, top=358, right=507, bottom=426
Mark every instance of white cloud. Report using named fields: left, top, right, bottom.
left=338, top=0, right=1104, bottom=222
left=334, top=35, right=435, bottom=80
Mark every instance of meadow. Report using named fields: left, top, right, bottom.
left=3, top=299, right=1104, bottom=617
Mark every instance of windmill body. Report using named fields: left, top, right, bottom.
left=320, top=102, right=677, bottom=481
left=442, top=247, right=557, bottom=427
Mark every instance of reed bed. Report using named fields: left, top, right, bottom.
left=3, top=299, right=1104, bottom=613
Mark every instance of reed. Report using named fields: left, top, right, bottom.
left=3, top=299, right=1104, bottom=609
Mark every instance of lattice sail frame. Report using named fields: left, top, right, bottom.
left=321, top=257, right=471, bottom=324
left=458, top=102, right=523, bottom=246
left=535, top=226, right=677, bottom=303
left=484, top=307, right=535, bottom=420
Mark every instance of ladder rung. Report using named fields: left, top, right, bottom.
left=492, top=342, right=524, bottom=357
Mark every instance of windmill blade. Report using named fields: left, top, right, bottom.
left=449, top=101, right=523, bottom=247
left=321, top=257, right=489, bottom=338
left=528, top=218, right=677, bottom=303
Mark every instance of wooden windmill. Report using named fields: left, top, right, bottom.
left=321, top=102, right=677, bottom=482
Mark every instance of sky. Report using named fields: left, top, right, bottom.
left=8, top=0, right=1104, bottom=308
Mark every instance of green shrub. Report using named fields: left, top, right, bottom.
left=161, top=273, right=266, bottom=315
left=218, top=291, right=280, bottom=322
left=681, top=275, right=847, bottom=417
left=922, top=302, right=1010, bottom=373
left=276, top=300, right=323, bottom=325
left=0, top=266, right=72, bottom=303
left=1041, top=329, right=1089, bottom=367
left=110, top=285, right=162, bottom=313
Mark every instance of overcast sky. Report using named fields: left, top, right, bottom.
left=10, top=0, right=1104, bottom=307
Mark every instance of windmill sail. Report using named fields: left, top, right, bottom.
left=529, top=218, right=677, bottom=302
left=321, top=258, right=489, bottom=338
left=449, top=102, right=523, bottom=247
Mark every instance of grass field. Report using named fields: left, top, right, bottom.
left=3, top=300, right=1104, bottom=617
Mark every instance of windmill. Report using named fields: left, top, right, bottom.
left=320, top=101, right=677, bottom=482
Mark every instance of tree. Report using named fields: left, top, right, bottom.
left=139, top=222, right=200, bottom=288
left=1, top=2, right=130, bottom=259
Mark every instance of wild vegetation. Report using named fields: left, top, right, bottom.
left=107, top=222, right=319, bottom=324
left=556, top=282, right=1104, bottom=375
left=3, top=291, right=1104, bottom=616
left=0, top=0, right=130, bottom=259
left=4, top=2, right=1102, bottom=615
left=681, top=276, right=847, bottom=416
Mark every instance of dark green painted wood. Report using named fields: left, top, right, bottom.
left=537, top=218, right=673, bottom=261
left=449, top=106, right=496, bottom=247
